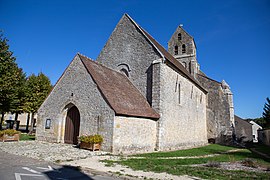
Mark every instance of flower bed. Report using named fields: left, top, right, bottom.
left=0, top=129, right=21, bottom=142
left=78, top=134, right=103, bottom=151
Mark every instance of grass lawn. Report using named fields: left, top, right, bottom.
left=20, top=133, right=35, bottom=141
left=133, top=144, right=239, bottom=157
left=103, top=144, right=270, bottom=179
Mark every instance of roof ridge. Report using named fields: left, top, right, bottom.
left=197, top=72, right=221, bottom=84
left=77, top=52, right=95, bottom=61
left=124, top=14, right=165, bottom=61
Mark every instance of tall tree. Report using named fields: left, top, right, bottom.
left=262, top=97, right=270, bottom=128
left=11, top=68, right=27, bottom=127
left=0, top=32, right=23, bottom=130
left=24, top=73, right=52, bottom=133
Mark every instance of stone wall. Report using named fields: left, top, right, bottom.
left=156, top=62, right=208, bottom=151
left=197, top=74, right=233, bottom=144
left=4, top=113, right=36, bottom=126
left=258, top=129, right=270, bottom=146
left=96, top=15, right=161, bottom=104
left=36, top=55, right=115, bottom=151
left=112, top=116, right=157, bottom=154
left=234, top=115, right=253, bottom=143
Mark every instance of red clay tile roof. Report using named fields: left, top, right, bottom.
left=79, top=54, right=160, bottom=119
left=125, top=14, right=207, bottom=94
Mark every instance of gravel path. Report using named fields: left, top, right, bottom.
left=64, top=156, right=194, bottom=180
left=0, top=141, right=107, bottom=162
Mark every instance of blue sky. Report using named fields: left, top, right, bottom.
left=0, top=0, right=269, bottom=118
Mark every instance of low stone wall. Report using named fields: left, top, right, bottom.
left=112, top=116, right=157, bottom=154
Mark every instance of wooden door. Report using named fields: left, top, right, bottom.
left=64, top=106, right=80, bottom=144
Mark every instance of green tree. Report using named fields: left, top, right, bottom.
left=0, top=32, right=24, bottom=130
left=262, top=97, right=270, bottom=128
left=11, top=68, right=27, bottom=124
left=24, top=73, right=52, bottom=133
left=246, top=117, right=265, bottom=127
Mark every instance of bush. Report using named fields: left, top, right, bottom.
left=78, top=134, right=103, bottom=144
left=0, top=129, right=20, bottom=136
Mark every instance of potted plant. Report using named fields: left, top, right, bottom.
left=78, top=134, right=103, bottom=151
left=0, top=129, right=21, bottom=142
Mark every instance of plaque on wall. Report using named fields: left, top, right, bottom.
left=45, top=119, right=51, bottom=129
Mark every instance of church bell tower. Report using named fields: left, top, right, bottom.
left=168, top=25, right=199, bottom=78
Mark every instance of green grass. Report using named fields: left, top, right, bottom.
left=117, top=149, right=268, bottom=167
left=104, top=144, right=270, bottom=179
left=133, top=144, right=239, bottom=157
left=110, top=158, right=270, bottom=179
left=20, top=133, right=35, bottom=141
left=140, top=166, right=270, bottom=180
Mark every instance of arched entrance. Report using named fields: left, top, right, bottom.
left=64, top=106, right=80, bottom=144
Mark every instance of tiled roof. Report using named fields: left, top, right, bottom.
left=79, top=54, right=160, bottom=119
left=125, top=14, right=207, bottom=94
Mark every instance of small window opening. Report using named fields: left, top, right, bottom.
left=191, top=86, right=193, bottom=99
left=200, top=93, right=203, bottom=104
left=97, top=116, right=100, bottom=134
left=45, top=119, right=51, bottom=129
left=175, top=75, right=178, bottom=92
left=178, top=83, right=181, bottom=104
left=182, top=62, right=187, bottom=68
left=174, top=45, right=178, bottom=55
left=196, top=94, right=199, bottom=108
left=182, top=44, right=186, bottom=54
left=178, top=33, right=182, bottom=41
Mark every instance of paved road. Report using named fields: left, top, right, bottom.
left=0, top=150, right=119, bottom=180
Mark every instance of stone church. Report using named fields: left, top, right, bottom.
left=36, top=14, right=234, bottom=154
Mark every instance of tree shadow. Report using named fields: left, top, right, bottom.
left=43, top=165, right=93, bottom=180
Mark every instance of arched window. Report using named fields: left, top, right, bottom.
left=178, top=33, right=182, bottom=41
left=120, top=68, right=129, bottom=77
left=174, top=45, right=178, bottom=55
left=182, top=62, right=187, bottom=68
left=178, top=83, right=181, bottom=105
left=182, top=44, right=186, bottom=54
left=117, top=63, right=131, bottom=77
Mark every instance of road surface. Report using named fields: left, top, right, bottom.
left=0, top=150, right=119, bottom=180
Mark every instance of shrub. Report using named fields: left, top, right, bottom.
left=0, top=129, right=20, bottom=136
left=79, top=134, right=103, bottom=144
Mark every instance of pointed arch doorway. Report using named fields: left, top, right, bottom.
left=64, top=106, right=80, bottom=144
